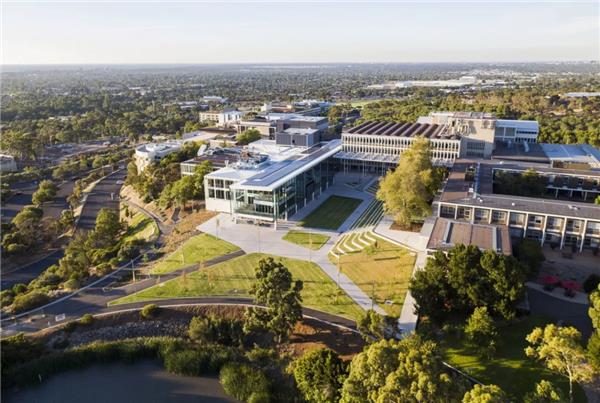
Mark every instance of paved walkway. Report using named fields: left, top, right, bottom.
left=199, top=212, right=386, bottom=315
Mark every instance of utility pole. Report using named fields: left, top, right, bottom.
left=308, top=228, right=312, bottom=262
left=371, top=281, right=375, bottom=310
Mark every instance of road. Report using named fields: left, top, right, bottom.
left=1, top=169, right=126, bottom=290
left=1, top=179, right=73, bottom=223
left=528, top=287, right=593, bottom=339
left=0, top=247, right=357, bottom=335
left=77, top=169, right=126, bottom=230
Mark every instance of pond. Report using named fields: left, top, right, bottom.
left=4, top=360, right=238, bottom=403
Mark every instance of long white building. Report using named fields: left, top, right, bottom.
left=335, top=112, right=539, bottom=174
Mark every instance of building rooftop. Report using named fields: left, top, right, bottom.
left=207, top=139, right=342, bottom=191
left=346, top=121, right=457, bottom=139
left=440, top=159, right=600, bottom=220
left=427, top=217, right=512, bottom=255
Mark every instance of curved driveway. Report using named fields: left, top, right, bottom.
left=1, top=169, right=126, bottom=290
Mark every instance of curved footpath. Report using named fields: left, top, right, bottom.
left=1, top=169, right=127, bottom=290
left=0, top=249, right=246, bottom=336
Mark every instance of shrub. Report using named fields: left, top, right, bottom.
left=162, top=345, right=236, bottom=376
left=140, top=304, right=159, bottom=319
left=95, top=262, right=113, bottom=276
left=4, top=337, right=183, bottom=388
left=12, top=283, right=28, bottom=295
left=1, top=289, right=15, bottom=308
left=188, top=315, right=245, bottom=346
left=62, top=278, right=80, bottom=291
left=220, top=362, right=270, bottom=402
left=63, top=321, right=78, bottom=333
left=79, top=314, right=94, bottom=326
left=1, top=333, right=46, bottom=379
left=118, top=240, right=143, bottom=261
left=11, top=291, right=50, bottom=313
left=583, top=274, right=600, bottom=294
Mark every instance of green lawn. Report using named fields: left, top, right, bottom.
left=337, top=238, right=415, bottom=316
left=299, top=196, right=362, bottom=231
left=112, top=253, right=365, bottom=321
left=441, top=316, right=586, bottom=402
left=122, top=211, right=159, bottom=244
left=282, top=230, right=330, bottom=250
left=150, top=233, right=240, bottom=275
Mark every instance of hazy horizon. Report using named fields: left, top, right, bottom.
left=2, top=1, right=599, bottom=65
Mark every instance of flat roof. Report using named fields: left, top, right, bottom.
left=346, top=121, right=456, bottom=139
left=233, top=140, right=341, bottom=191
left=427, top=217, right=512, bottom=255
left=440, top=159, right=600, bottom=220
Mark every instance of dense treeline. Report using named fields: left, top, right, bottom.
left=358, top=78, right=600, bottom=146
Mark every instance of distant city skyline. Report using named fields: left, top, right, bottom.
left=2, top=1, right=599, bottom=65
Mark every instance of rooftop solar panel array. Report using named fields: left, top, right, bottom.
left=347, top=121, right=451, bottom=139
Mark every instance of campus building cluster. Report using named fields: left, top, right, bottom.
left=172, top=108, right=599, bottom=254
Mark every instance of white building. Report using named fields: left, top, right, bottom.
left=0, top=154, right=17, bottom=173
left=134, top=142, right=183, bottom=172
left=203, top=138, right=340, bottom=224
left=199, top=109, right=243, bottom=128
left=134, top=132, right=213, bottom=172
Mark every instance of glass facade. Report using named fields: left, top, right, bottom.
left=231, top=159, right=338, bottom=221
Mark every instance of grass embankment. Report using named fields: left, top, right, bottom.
left=299, top=196, right=362, bottom=231
left=441, top=315, right=586, bottom=402
left=282, top=230, right=330, bottom=250
left=337, top=238, right=415, bottom=316
left=150, top=233, right=240, bottom=275
left=122, top=211, right=159, bottom=244
left=112, top=253, right=365, bottom=321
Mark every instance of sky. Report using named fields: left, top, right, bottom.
left=1, top=1, right=599, bottom=64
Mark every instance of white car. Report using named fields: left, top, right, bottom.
left=116, top=180, right=125, bottom=185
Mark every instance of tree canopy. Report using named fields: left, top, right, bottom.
left=340, top=336, right=465, bottom=403
left=410, top=245, right=527, bottom=323
left=376, top=137, right=442, bottom=227
left=244, top=257, right=303, bottom=344
left=293, top=348, right=347, bottom=403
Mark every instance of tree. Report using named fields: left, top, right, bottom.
left=31, top=180, right=57, bottom=206
left=170, top=175, right=195, bottom=209
left=409, top=251, right=458, bottom=323
left=588, top=285, right=600, bottom=371
left=191, top=161, right=212, bottom=199
left=59, top=209, right=75, bottom=230
left=244, top=257, right=303, bottom=344
left=237, top=128, right=262, bottom=145
left=376, top=137, right=441, bottom=228
left=524, top=380, right=565, bottom=403
left=357, top=309, right=398, bottom=341
left=515, top=238, right=546, bottom=279
left=90, top=208, right=122, bottom=248
left=464, top=307, right=498, bottom=359
left=525, top=324, right=594, bottom=402
left=462, top=384, right=507, bottom=403
left=92, top=156, right=105, bottom=169
left=293, top=348, right=347, bottom=403
left=410, top=244, right=527, bottom=323
left=340, top=336, right=464, bottom=403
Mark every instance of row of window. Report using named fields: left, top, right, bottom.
left=440, top=204, right=600, bottom=235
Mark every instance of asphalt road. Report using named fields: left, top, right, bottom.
left=528, top=287, right=593, bottom=339
left=1, top=179, right=73, bottom=223
left=1, top=169, right=126, bottom=290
